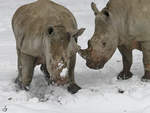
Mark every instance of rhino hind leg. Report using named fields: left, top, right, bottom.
left=117, top=46, right=133, bottom=80
left=15, top=50, right=36, bottom=91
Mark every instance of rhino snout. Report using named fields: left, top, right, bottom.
left=53, top=63, right=69, bottom=85
left=86, top=57, right=107, bottom=70
left=50, top=76, right=69, bottom=86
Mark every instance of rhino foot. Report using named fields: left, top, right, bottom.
left=117, top=71, right=133, bottom=80
left=67, top=83, right=81, bottom=94
left=47, top=79, right=55, bottom=85
left=15, top=78, right=30, bottom=91
left=21, top=85, right=30, bottom=91
left=141, top=71, right=150, bottom=82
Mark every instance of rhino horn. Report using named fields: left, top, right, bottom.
left=78, top=48, right=89, bottom=60
left=71, top=39, right=89, bottom=60
left=71, top=28, right=85, bottom=38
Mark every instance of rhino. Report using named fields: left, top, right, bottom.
left=78, top=0, right=150, bottom=81
left=12, top=0, right=85, bottom=94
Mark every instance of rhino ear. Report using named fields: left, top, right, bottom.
left=91, top=2, right=99, bottom=15
left=71, top=28, right=85, bottom=38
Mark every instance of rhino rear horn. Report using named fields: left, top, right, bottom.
left=91, top=2, right=99, bottom=15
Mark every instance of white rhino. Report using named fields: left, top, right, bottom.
left=12, top=0, right=85, bottom=94
left=79, top=0, right=150, bottom=81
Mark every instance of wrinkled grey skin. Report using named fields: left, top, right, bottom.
left=79, top=0, right=150, bottom=81
left=12, top=0, right=85, bottom=94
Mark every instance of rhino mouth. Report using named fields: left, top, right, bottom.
left=53, top=77, right=69, bottom=85
left=86, top=60, right=105, bottom=70
left=48, top=75, right=69, bottom=86
left=86, top=57, right=107, bottom=70
left=47, top=62, right=69, bottom=85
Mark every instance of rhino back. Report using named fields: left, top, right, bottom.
left=129, top=0, right=150, bottom=41
left=12, top=0, right=77, bottom=56
left=106, top=0, right=150, bottom=42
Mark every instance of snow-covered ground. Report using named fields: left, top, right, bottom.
left=0, top=0, right=150, bottom=113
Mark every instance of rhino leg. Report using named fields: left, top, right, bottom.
left=142, top=71, right=150, bottom=82
left=67, top=55, right=81, bottom=94
left=40, top=64, right=53, bottom=85
left=141, top=42, right=150, bottom=81
left=15, top=50, right=36, bottom=91
left=15, top=49, right=22, bottom=85
left=117, top=46, right=133, bottom=80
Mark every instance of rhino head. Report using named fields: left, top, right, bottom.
left=43, top=25, right=85, bottom=85
left=79, top=2, right=118, bottom=69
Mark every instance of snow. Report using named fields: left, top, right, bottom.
left=0, top=0, right=150, bottom=113
left=58, top=62, right=68, bottom=78
left=58, top=63, right=64, bottom=70
left=60, top=68, right=68, bottom=78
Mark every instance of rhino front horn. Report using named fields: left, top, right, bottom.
left=78, top=48, right=89, bottom=60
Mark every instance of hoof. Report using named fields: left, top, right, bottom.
left=21, top=85, right=30, bottom=91
left=141, top=77, right=150, bottom=82
left=117, top=71, right=133, bottom=80
left=47, top=79, right=55, bottom=85
left=67, top=83, right=81, bottom=94
left=141, top=71, right=150, bottom=82
left=15, top=78, right=30, bottom=91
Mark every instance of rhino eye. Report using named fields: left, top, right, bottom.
left=48, top=27, right=54, bottom=35
left=102, top=42, right=106, bottom=47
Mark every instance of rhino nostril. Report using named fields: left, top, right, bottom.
left=61, top=57, right=64, bottom=62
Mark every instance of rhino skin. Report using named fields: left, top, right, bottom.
left=79, top=0, right=150, bottom=81
left=12, top=0, right=85, bottom=94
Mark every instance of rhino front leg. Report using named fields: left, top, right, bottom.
left=15, top=49, right=22, bottom=84
left=117, top=46, right=133, bottom=80
left=141, top=42, right=150, bottom=81
left=67, top=55, right=81, bottom=94
left=16, top=51, right=36, bottom=91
